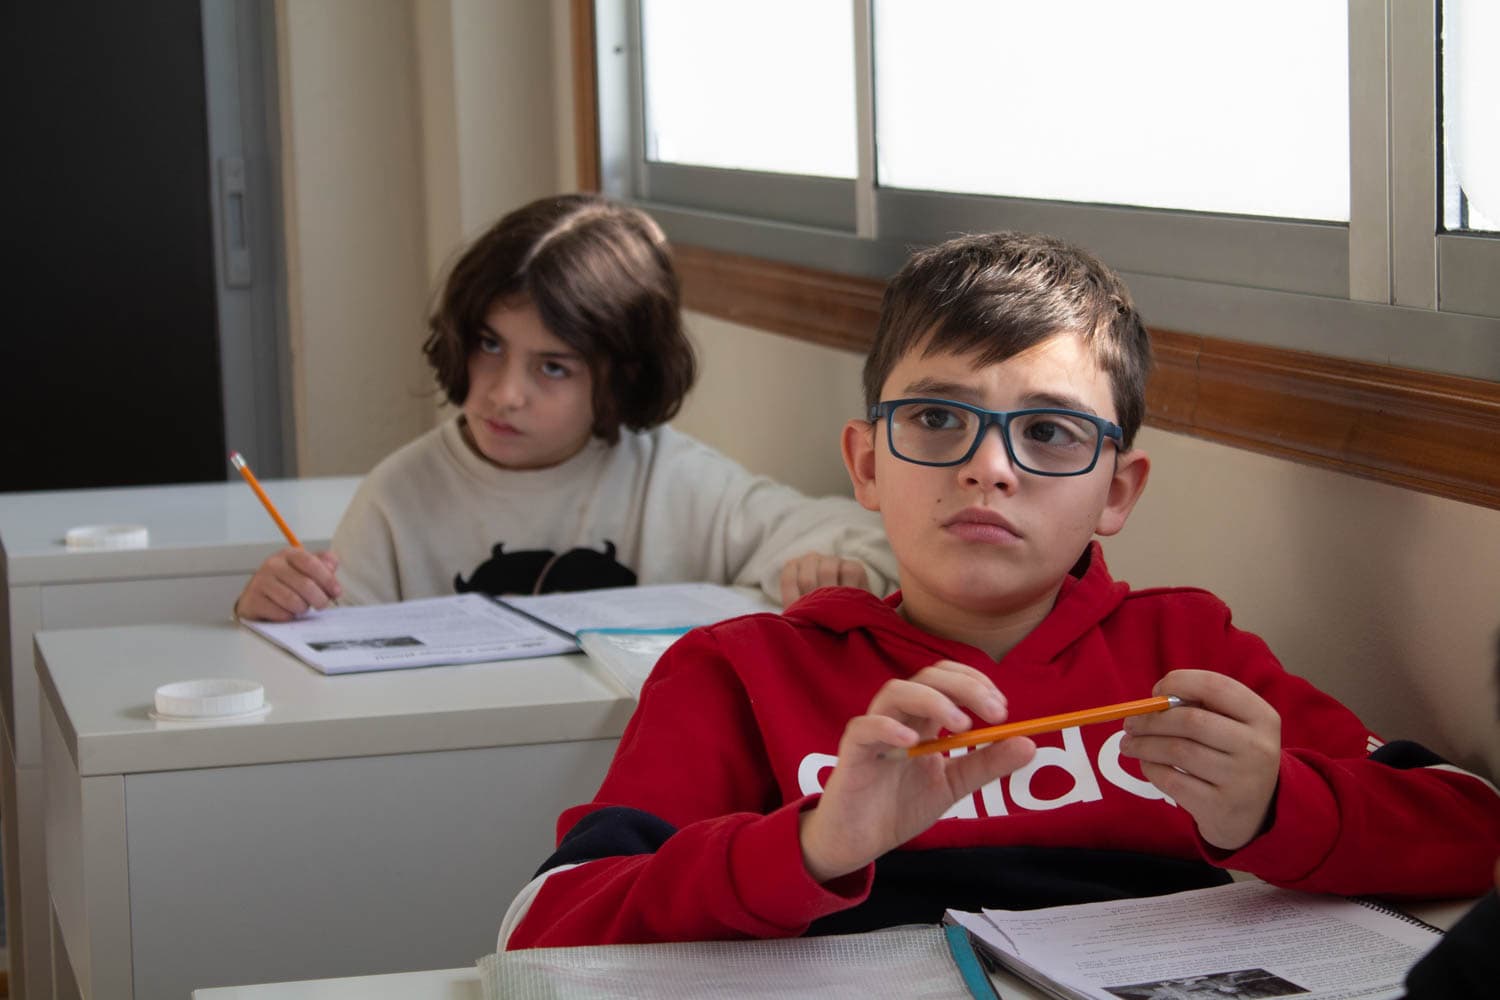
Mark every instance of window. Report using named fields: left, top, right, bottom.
left=594, top=0, right=1500, bottom=378
left=642, top=0, right=855, bottom=178
left=876, top=0, right=1348, bottom=222
left=1441, top=0, right=1498, bottom=233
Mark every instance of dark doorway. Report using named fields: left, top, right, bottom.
left=2, top=1, right=228, bottom=490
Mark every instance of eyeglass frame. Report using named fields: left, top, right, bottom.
left=867, top=397, right=1125, bottom=477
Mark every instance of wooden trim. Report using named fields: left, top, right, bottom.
left=676, top=243, right=1500, bottom=510
left=1147, top=330, right=1500, bottom=508
left=569, top=0, right=600, bottom=191
left=676, top=245, right=884, bottom=354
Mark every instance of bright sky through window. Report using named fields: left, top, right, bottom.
left=1442, top=0, right=1498, bottom=232
left=874, top=0, right=1349, bottom=221
left=642, top=0, right=856, bottom=179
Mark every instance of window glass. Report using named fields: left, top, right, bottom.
left=874, top=0, right=1349, bottom=221
left=641, top=0, right=856, bottom=178
left=1441, top=0, right=1498, bottom=232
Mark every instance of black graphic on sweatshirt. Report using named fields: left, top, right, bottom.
left=453, top=541, right=638, bottom=596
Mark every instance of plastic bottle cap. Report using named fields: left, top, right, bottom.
left=152, top=679, right=268, bottom=721
left=65, top=524, right=150, bottom=551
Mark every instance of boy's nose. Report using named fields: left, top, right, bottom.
left=961, top=425, right=1020, bottom=491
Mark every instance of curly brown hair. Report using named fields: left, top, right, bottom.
left=863, top=231, right=1152, bottom=448
left=423, top=193, right=697, bottom=443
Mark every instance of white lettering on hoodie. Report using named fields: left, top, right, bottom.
left=797, top=726, right=1176, bottom=816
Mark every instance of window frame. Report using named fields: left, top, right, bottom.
left=578, top=0, right=1500, bottom=509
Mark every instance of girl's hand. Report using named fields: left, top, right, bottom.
left=798, top=660, right=1036, bottom=883
left=1120, top=669, right=1282, bottom=851
left=234, top=548, right=342, bottom=622
left=778, top=552, right=870, bottom=606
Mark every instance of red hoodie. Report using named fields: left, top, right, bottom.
left=503, top=543, right=1500, bottom=949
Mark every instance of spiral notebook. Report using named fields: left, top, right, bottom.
left=947, top=880, right=1441, bottom=1000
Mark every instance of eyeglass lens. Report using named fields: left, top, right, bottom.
left=888, top=402, right=1101, bottom=473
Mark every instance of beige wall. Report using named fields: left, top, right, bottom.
left=675, top=317, right=1500, bottom=784
left=1112, top=428, right=1500, bottom=784
left=672, top=312, right=867, bottom=499
left=416, top=0, right=564, bottom=266
left=276, top=0, right=433, bottom=476
left=276, top=0, right=570, bottom=475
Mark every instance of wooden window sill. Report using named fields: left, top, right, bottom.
left=676, top=244, right=1500, bottom=510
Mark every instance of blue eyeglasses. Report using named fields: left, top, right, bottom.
left=869, top=398, right=1124, bottom=476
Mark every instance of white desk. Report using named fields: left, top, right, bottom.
left=37, top=622, right=633, bottom=999
left=0, top=477, right=358, bottom=1000
left=190, top=899, right=1478, bottom=1000
left=194, top=967, right=480, bottom=999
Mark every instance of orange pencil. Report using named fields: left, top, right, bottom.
left=230, top=452, right=302, bottom=548
left=888, top=695, right=1184, bottom=759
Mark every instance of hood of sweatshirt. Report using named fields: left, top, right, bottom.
left=779, top=540, right=1132, bottom=667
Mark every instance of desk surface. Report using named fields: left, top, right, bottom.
left=190, top=897, right=1478, bottom=999
left=193, top=966, right=481, bottom=999
left=37, top=622, right=635, bottom=775
left=0, top=476, right=360, bottom=584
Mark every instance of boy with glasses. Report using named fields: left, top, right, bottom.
left=501, top=232, right=1500, bottom=949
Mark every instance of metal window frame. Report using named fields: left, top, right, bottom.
left=598, top=0, right=1500, bottom=381
left=201, top=0, right=292, bottom=477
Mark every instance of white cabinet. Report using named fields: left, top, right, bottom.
left=0, top=477, right=359, bottom=999
left=37, top=623, right=631, bottom=999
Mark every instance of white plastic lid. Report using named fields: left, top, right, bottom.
left=153, top=679, right=267, bottom=721
left=65, top=524, right=150, bottom=551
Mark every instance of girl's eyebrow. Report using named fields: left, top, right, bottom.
left=478, top=323, right=583, bottom=361
left=531, top=342, right=585, bottom=360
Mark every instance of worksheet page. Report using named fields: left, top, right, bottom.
left=243, top=594, right=577, bottom=674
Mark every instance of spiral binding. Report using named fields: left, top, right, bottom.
left=1350, top=896, right=1445, bottom=935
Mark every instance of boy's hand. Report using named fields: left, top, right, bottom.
left=778, top=552, right=870, bottom=606
left=1120, top=669, right=1282, bottom=852
left=234, top=548, right=342, bottom=622
left=798, top=660, right=1036, bottom=883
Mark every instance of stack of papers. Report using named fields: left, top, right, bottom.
left=242, top=583, right=774, bottom=677
left=947, top=880, right=1441, bottom=1000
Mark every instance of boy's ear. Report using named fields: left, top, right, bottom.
left=1095, top=447, right=1150, bottom=537
left=841, top=419, right=881, bottom=512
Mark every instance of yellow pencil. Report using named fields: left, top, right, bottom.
left=889, top=695, right=1184, bottom=759
left=230, top=452, right=302, bottom=548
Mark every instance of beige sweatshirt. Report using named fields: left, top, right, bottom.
left=329, top=417, right=897, bottom=606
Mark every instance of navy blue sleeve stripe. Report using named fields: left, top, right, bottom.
left=534, top=806, right=678, bottom=877
left=1368, top=739, right=1451, bottom=770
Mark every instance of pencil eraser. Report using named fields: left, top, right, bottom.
left=64, top=524, right=149, bottom=551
